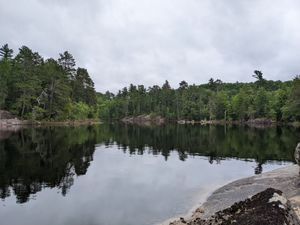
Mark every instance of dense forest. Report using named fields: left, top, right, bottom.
left=1, top=43, right=300, bottom=122
left=98, top=71, right=300, bottom=123
left=0, top=44, right=97, bottom=120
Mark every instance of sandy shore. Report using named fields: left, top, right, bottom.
left=166, top=164, right=300, bottom=224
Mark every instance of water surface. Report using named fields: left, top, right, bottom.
left=0, top=124, right=299, bottom=225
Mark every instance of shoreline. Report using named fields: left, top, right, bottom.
left=177, top=119, right=300, bottom=127
left=0, top=118, right=102, bottom=130
left=166, top=164, right=300, bottom=224
left=157, top=186, right=219, bottom=225
left=120, top=115, right=300, bottom=128
left=1, top=116, right=300, bottom=129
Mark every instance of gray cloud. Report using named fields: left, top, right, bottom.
left=1, top=0, right=300, bottom=92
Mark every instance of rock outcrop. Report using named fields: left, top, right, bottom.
left=0, top=110, right=14, bottom=119
left=121, top=114, right=165, bottom=125
left=0, top=110, right=29, bottom=128
left=170, top=188, right=300, bottom=225
left=169, top=165, right=300, bottom=225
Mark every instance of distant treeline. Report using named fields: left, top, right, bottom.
left=1, top=44, right=299, bottom=122
left=0, top=44, right=97, bottom=120
left=98, top=71, right=300, bottom=122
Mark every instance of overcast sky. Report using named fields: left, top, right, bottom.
left=1, top=0, right=300, bottom=92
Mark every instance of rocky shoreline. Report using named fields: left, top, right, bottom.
left=172, top=188, right=300, bottom=225
left=0, top=119, right=102, bottom=129
left=168, top=165, right=300, bottom=225
left=0, top=109, right=101, bottom=129
left=178, top=119, right=300, bottom=128
left=121, top=114, right=165, bottom=125
left=178, top=118, right=274, bottom=125
left=121, top=114, right=300, bottom=127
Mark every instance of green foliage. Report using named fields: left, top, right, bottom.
left=96, top=93, right=113, bottom=120
left=0, top=62, right=9, bottom=107
left=101, top=72, right=299, bottom=122
left=32, top=106, right=47, bottom=120
left=254, top=88, right=268, bottom=118
left=58, top=51, right=76, bottom=79
left=282, top=76, right=300, bottom=121
left=40, top=58, right=71, bottom=119
left=1, top=44, right=298, bottom=124
left=0, top=44, right=97, bottom=120
left=66, top=102, right=97, bottom=120
left=73, top=68, right=97, bottom=105
left=0, top=44, right=13, bottom=59
left=10, top=46, right=43, bottom=118
left=0, top=44, right=13, bottom=108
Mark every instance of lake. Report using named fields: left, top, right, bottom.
left=0, top=124, right=299, bottom=225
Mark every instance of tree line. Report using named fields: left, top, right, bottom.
left=0, top=44, right=97, bottom=120
left=98, top=70, right=300, bottom=122
left=1, top=43, right=299, bottom=122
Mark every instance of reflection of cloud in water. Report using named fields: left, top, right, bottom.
left=1, top=147, right=291, bottom=225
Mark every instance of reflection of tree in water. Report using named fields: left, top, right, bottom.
left=254, top=162, right=263, bottom=175
left=109, top=124, right=299, bottom=176
left=101, top=123, right=298, bottom=172
left=0, top=124, right=299, bottom=203
left=0, top=126, right=97, bottom=203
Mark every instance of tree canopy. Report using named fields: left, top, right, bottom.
left=97, top=72, right=299, bottom=123
left=1, top=43, right=299, bottom=123
left=0, top=44, right=97, bottom=120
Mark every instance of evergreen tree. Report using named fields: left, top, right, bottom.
left=179, top=80, right=188, bottom=90
left=0, top=44, right=13, bottom=59
left=73, top=68, right=97, bottom=105
left=40, top=58, right=71, bottom=118
left=252, top=70, right=264, bottom=81
left=0, top=44, right=98, bottom=120
left=253, top=70, right=266, bottom=87
left=1, top=43, right=300, bottom=123
left=58, top=51, right=76, bottom=79
left=10, top=46, right=43, bottom=118
left=282, top=76, right=300, bottom=121
left=101, top=74, right=299, bottom=122
left=0, top=44, right=13, bottom=108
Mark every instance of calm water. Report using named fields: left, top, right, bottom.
left=0, top=124, right=299, bottom=225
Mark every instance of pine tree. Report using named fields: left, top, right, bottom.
left=0, top=44, right=13, bottom=108
left=58, top=51, right=76, bottom=79
left=10, top=46, right=43, bottom=118
left=40, top=58, right=71, bottom=118
left=0, top=44, right=13, bottom=59
left=73, top=68, right=97, bottom=105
